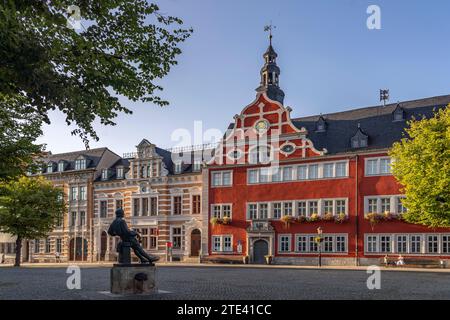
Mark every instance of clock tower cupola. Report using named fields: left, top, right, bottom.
left=255, top=24, right=285, bottom=104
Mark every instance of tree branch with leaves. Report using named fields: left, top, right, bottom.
left=0, top=0, right=192, bottom=146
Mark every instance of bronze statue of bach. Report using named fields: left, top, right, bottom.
left=108, top=208, right=160, bottom=265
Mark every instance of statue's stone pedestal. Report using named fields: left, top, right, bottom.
left=110, top=264, right=156, bottom=294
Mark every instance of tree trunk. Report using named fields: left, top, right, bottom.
left=14, top=236, right=22, bottom=267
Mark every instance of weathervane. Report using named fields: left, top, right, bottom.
left=264, top=23, right=276, bottom=46
left=380, top=89, right=390, bottom=107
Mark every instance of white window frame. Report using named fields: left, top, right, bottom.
left=116, top=167, right=124, bottom=179
left=191, top=194, right=201, bottom=215
left=79, top=186, right=87, bottom=201
left=278, top=234, right=292, bottom=253
left=171, top=194, right=183, bottom=215
left=245, top=198, right=348, bottom=219
left=99, top=199, right=108, bottom=218
left=246, top=161, right=349, bottom=186
left=364, top=233, right=450, bottom=255
left=364, top=195, right=406, bottom=215
left=174, top=162, right=183, bottom=174
left=149, top=196, right=158, bottom=216
left=295, top=234, right=348, bottom=254
left=211, top=235, right=233, bottom=253
left=171, top=226, right=183, bottom=250
left=75, top=159, right=86, bottom=170
left=70, top=186, right=78, bottom=201
left=193, top=160, right=202, bottom=172
left=211, top=170, right=233, bottom=187
left=247, top=169, right=259, bottom=184
left=364, top=156, right=392, bottom=176
left=101, top=169, right=108, bottom=180
left=210, top=204, right=233, bottom=219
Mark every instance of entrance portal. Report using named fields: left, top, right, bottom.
left=190, top=229, right=201, bottom=256
left=69, top=237, right=88, bottom=261
left=253, top=240, right=269, bottom=264
left=100, top=231, right=107, bottom=261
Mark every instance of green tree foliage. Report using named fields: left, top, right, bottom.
left=0, top=98, right=45, bottom=182
left=0, top=0, right=192, bottom=145
left=389, top=105, right=450, bottom=228
left=0, top=176, right=66, bottom=266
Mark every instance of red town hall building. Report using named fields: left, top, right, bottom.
left=203, top=41, right=450, bottom=265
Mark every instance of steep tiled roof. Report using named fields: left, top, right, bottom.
left=292, top=95, right=450, bottom=155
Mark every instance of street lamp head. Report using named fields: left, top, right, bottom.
left=317, top=227, right=323, bottom=235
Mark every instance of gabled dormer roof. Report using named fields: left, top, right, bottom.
left=316, top=115, right=327, bottom=132
left=352, top=124, right=369, bottom=139
left=136, top=138, right=152, bottom=148
left=392, top=103, right=405, bottom=121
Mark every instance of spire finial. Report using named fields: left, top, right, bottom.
left=264, top=23, right=276, bottom=46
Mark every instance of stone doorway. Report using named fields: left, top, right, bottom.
left=100, top=231, right=107, bottom=261
left=69, top=237, right=88, bottom=261
left=253, top=239, right=269, bottom=264
left=190, top=229, right=201, bottom=256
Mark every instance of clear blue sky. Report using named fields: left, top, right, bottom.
left=38, top=0, right=450, bottom=155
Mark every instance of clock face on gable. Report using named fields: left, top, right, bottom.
left=254, top=120, right=269, bottom=133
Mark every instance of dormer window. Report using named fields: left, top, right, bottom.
left=174, top=162, right=182, bottom=174
left=101, top=169, right=109, bottom=180
left=47, top=162, right=54, bottom=173
left=351, top=124, right=369, bottom=149
left=193, top=160, right=201, bottom=172
left=316, top=116, right=327, bottom=132
left=58, top=161, right=65, bottom=172
left=116, top=167, right=124, bottom=179
left=392, top=103, right=405, bottom=122
left=75, top=159, right=86, bottom=170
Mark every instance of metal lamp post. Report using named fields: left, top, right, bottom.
left=316, top=227, right=324, bottom=267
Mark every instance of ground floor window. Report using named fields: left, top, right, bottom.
left=396, top=235, right=407, bottom=253
left=442, top=235, right=450, bottom=254
left=410, top=235, right=422, bottom=254
left=211, top=235, right=233, bottom=253
left=294, top=234, right=347, bottom=254
left=45, top=238, right=51, bottom=253
left=172, top=227, right=182, bottom=249
left=296, top=236, right=307, bottom=252
left=309, top=237, right=318, bottom=252
left=56, top=239, right=62, bottom=253
left=150, top=228, right=158, bottom=249
left=0, top=242, right=16, bottom=254
left=278, top=235, right=291, bottom=253
left=427, top=235, right=439, bottom=253
left=323, top=236, right=334, bottom=252
left=335, top=236, right=346, bottom=252
left=34, top=240, right=40, bottom=253
left=212, top=236, right=221, bottom=252
left=365, top=233, right=450, bottom=255
left=367, top=235, right=378, bottom=253
left=133, top=227, right=159, bottom=250
left=380, top=235, right=391, bottom=253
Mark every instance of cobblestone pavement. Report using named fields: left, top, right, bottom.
left=1, top=265, right=450, bottom=300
